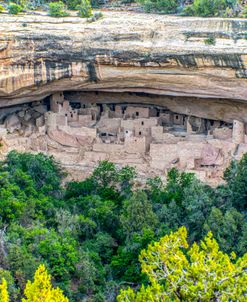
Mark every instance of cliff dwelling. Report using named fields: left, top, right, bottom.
left=0, top=90, right=247, bottom=186
left=2, top=13, right=247, bottom=185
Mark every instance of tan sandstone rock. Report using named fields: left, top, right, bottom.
left=1, top=12, right=247, bottom=126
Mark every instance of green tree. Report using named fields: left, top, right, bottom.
left=7, top=224, right=79, bottom=288
left=90, top=161, right=136, bottom=200
left=111, top=228, right=155, bottom=283
left=75, top=250, right=105, bottom=297
left=204, top=207, right=247, bottom=255
left=117, top=227, right=247, bottom=301
left=154, top=169, right=211, bottom=240
left=5, top=151, right=65, bottom=195
left=120, top=191, right=158, bottom=241
left=112, top=192, right=158, bottom=283
left=139, top=0, right=180, bottom=13
left=77, top=0, right=92, bottom=18
left=91, top=161, right=118, bottom=199
left=118, top=166, right=136, bottom=198
left=145, top=176, right=165, bottom=204
left=181, top=179, right=214, bottom=242
left=65, top=178, right=94, bottom=199
left=8, top=3, right=22, bottom=14
left=224, top=153, right=247, bottom=211
left=65, top=0, right=81, bottom=10
left=192, top=0, right=236, bottom=17
left=49, top=1, right=69, bottom=17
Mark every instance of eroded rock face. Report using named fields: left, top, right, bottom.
left=1, top=12, right=247, bottom=185
left=1, top=12, right=247, bottom=110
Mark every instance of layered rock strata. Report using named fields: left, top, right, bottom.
left=1, top=13, right=247, bottom=105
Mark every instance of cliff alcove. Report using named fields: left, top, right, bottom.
left=1, top=12, right=247, bottom=184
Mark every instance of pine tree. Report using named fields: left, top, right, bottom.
left=0, top=278, right=9, bottom=302
left=22, top=264, right=69, bottom=302
left=118, top=227, right=247, bottom=301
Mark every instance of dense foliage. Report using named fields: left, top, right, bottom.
left=138, top=0, right=239, bottom=16
left=77, top=0, right=92, bottom=17
left=181, top=0, right=238, bottom=17
left=48, top=1, right=69, bottom=17
left=118, top=227, right=247, bottom=301
left=1, top=265, right=68, bottom=301
left=0, top=150, right=246, bottom=301
left=8, top=2, right=22, bottom=14
left=138, top=0, right=180, bottom=14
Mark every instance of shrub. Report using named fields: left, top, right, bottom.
left=204, top=36, right=216, bottom=45
left=49, top=1, right=69, bottom=17
left=66, top=0, right=81, bottom=10
left=180, top=4, right=195, bottom=15
left=139, top=0, right=180, bottom=14
left=141, top=0, right=154, bottom=12
left=192, top=0, right=235, bottom=17
left=181, top=0, right=237, bottom=17
left=8, top=3, right=22, bottom=14
left=223, top=6, right=237, bottom=17
left=11, top=0, right=27, bottom=8
left=121, top=0, right=135, bottom=3
left=77, top=0, right=92, bottom=18
left=0, top=4, right=4, bottom=13
left=241, top=5, right=247, bottom=17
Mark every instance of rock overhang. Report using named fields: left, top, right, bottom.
left=1, top=12, right=247, bottom=112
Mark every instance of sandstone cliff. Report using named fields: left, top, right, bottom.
left=1, top=12, right=247, bottom=114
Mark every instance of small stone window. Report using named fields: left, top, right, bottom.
left=141, top=121, right=144, bottom=125
left=139, top=131, right=142, bottom=135
left=71, top=114, right=73, bottom=118
left=176, top=115, right=179, bottom=120
left=136, top=112, right=139, bottom=116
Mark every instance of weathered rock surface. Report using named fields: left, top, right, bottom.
left=1, top=12, right=247, bottom=186
left=4, top=114, right=21, bottom=132
left=1, top=12, right=247, bottom=112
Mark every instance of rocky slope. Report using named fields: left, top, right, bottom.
left=1, top=12, right=247, bottom=108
